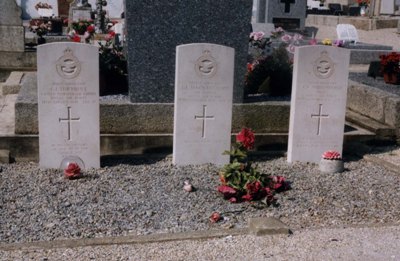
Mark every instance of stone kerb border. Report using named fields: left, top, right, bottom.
left=347, top=79, right=400, bottom=130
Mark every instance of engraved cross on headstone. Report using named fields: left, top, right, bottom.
left=59, top=106, right=80, bottom=141
left=195, top=105, right=215, bottom=138
left=281, top=0, right=295, bottom=13
left=311, top=104, right=329, bottom=135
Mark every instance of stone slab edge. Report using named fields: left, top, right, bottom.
left=0, top=228, right=247, bottom=251
left=363, top=155, right=400, bottom=175
left=0, top=217, right=291, bottom=251
left=2, top=71, right=24, bottom=95
left=248, top=217, right=291, bottom=236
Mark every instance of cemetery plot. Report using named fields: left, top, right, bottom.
left=37, top=42, right=100, bottom=169
left=288, top=46, right=350, bottom=163
left=173, top=43, right=234, bottom=166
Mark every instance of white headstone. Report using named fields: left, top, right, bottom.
left=38, top=8, right=54, bottom=18
left=287, top=46, right=350, bottom=163
left=173, top=43, right=234, bottom=166
left=336, top=24, right=359, bottom=43
left=381, top=0, right=395, bottom=14
left=38, top=43, right=100, bottom=169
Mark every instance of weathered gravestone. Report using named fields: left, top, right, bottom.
left=287, top=46, right=350, bottom=163
left=266, top=0, right=307, bottom=30
left=0, top=0, right=24, bottom=52
left=37, top=43, right=100, bottom=169
left=173, top=43, right=234, bottom=166
left=125, top=0, right=252, bottom=103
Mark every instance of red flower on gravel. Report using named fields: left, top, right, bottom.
left=236, top=128, right=255, bottom=150
left=218, top=185, right=237, bottom=199
left=209, top=212, right=222, bottom=223
left=64, top=163, right=81, bottom=179
left=272, top=176, right=290, bottom=192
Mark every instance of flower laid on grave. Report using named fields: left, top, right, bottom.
left=322, top=150, right=342, bottom=160
left=321, top=38, right=332, bottom=45
left=64, top=162, right=82, bottom=179
left=35, top=2, right=52, bottom=10
left=281, top=33, right=303, bottom=54
left=71, top=19, right=94, bottom=35
left=218, top=128, right=289, bottom=204
left=270, top=27, right=284, bottom=39
left=29, top=19, right=52, bottom=37
left=379, top=52, right=400, bottom=84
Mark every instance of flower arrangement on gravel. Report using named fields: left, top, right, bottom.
left=217, top=128, right=289, bottom=204
left=64, top=162, right=82, bottom=179
left=322, top=150, right=342, bottom=160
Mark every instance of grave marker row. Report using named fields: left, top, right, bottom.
left=37, top=43, right=350, bottom=169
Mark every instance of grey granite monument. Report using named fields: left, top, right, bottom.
left=0, top=0, right=24, bottom=52
left=266, top=0, right=307, bottom=30
left=125, top=0, right=253, bottom=103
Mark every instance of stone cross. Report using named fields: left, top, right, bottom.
left=194, top=105, right=215, bottom=138
left=281, top=0, right=295, bottom=13
left=59, top=106, right=80, bottom=141
left=311, top=104, right=329, bottom=136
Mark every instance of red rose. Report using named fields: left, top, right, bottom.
left=236, top=128, right=255, bottom=150
left=217, top=185, right=237, bottom=200
left=64, top=162, right=81, bottom=179
left=242, top=194, right=253, bottom=201
left=72, top=35, right=81, bottom=42
left=87, top=25, right=95, bottom=33
left=209, top=212, right=222, bottom=223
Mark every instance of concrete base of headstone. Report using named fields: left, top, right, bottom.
left=0, top=26, right=24, bottom=52
left=319, top=159, right=344, bottom=173
left=248, top=217, right=290, bottom=236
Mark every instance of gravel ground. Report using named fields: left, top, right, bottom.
left=1, top=153, right=400, bottom=245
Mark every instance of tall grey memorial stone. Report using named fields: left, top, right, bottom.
left=266, top=0, right=306, bottom=30
left=125, top=0, right=252, bottom=103
left=38, top=43, right=100, bottom=169
left=173, top=44, right=234, bottom=166
left=288, top=46, right=350, bottom=163
left=0, top=0, right=24, bottom=52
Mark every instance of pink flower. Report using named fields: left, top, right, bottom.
left=322, top=150, right=342, bottom=160
left=250, top=31, right=265, bottom=41
left=64, top=163, right=81, bottom=179
left=309, top=38, right=318, bottom=45
left=236, top=128, right=255, bottom=150
left=286, top=44, right=296, bottom=54
left=272, top=176, right=289, bottom=192
left=209, top=212, right=222, bottom=223
left=242, top=194, right=253, bottom=201
left=281, top=34, right=292, bottom=43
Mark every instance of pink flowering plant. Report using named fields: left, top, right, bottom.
left=218, top=128, right=290, bottom=204
left=322, top=150, right=342, bottom=160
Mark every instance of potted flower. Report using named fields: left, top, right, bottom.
left=319, top=150, right=344, bottom=173
left=379, top=52, right=400, bottom=84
